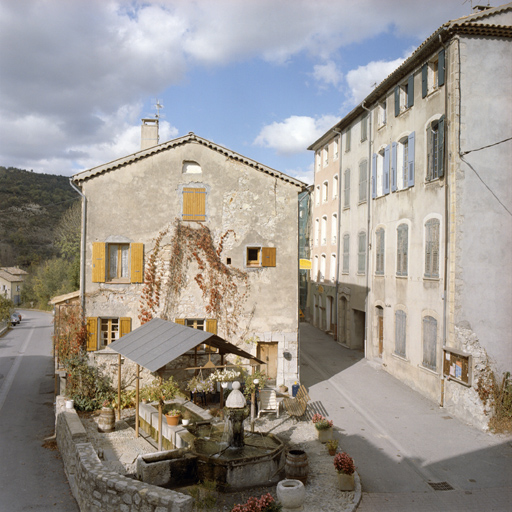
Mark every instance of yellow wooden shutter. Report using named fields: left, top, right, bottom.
left=183, top=188, right=206, bottom=222
left=205, top=319, right=217, bottom=334
left=92, top=243, right=106, bottom=283
left=130, top=243, right=144, bottom=283
left=175, top=318, right=185, bottom=325
left=120, top=317, right=132, bottom=337
left=86, top=317, right=98, bottom=351
left=262, top=247, right=276, bottom=267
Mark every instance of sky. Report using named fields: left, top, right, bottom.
left=0, top=0, right=475, bottom=184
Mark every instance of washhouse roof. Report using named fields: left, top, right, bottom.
left=107, top=317, right=264, bottom=372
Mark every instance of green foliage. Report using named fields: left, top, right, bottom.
left=190, top=480, right=218, bottom=511
left=477, top=366, right=512, bottom=433
left=0, top=296, right=14, bottom=323
left=140, top=377, right=180, bottom=405
left=243, top=369, right=268, bottom=397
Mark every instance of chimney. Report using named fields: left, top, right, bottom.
left=141, top=118, right=159, bottom=150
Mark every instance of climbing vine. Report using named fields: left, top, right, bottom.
left=139, top=220, right=249, bottom=338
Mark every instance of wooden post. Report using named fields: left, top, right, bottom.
left=219, top=354, right=225, bottom=410
left=158, top=375, right=163, bottom=451
left=250, top=365, right=255, bottom=433
left=135, top=364, right=140, bottom=438
left=117, top=354, right=122, bottom=421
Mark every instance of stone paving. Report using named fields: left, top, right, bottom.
left=80, top=407, right=360, bottom=511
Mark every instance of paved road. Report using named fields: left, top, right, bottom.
left=299, top=323, right=512, bottom=512
left=0, top=310, right=78, bottom=512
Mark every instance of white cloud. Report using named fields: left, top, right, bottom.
left=312, top=61, right=344, bottom=90
left=254, top=115, right=338, bottom=155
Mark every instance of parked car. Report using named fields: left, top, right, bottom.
left=10, top=313, right=21, bottom=326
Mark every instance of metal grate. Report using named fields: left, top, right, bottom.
left=429, top=482, right=454, bottom=491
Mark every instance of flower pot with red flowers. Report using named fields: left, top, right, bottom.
left=312, top=413, right=334, bottom=443
left=334, top=452, right=355, bottom=491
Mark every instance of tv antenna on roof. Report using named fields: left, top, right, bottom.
left=154, top=99, right=164, bottom=119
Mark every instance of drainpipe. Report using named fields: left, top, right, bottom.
left=69, top=178, right=87, bottom=317
left=332, top=130, right=343, bottom=343
left=361, top=101, right=373, bottom=360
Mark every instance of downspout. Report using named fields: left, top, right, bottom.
left=69, top=178, right=86, bottom=317
left=361, top=101, right=373, bottom=360
left=332, top=130, right=343, bottom=343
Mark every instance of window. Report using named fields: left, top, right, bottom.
left=331, top=214, right=337, bottom=245
left=342, top=234, right=350, bottom=273
left=314, top=218, right=320, bottom=246
left=323, top=145, right=329, bottom=167
left=322, top=181, right=329, bottom=203
left=394, top=74, right=414, bottom=116
left=396, top=223, right=408, bottom=276
left=425, top=218, right=440, bottom=278
left=422, top=49, right=445, bottom=97
left=313, top=255, right=319, bottom=281
left=246, top=247, right=276, bottom=267
left=182, top=161, right=202, bottom=174
left=375, top=228, right=385, bottom=275
left=422, top=316, right=437, bottom=370
left=183, top=187, right=206, bottom=221
left=392, top=132, right=415, bottom=191
left=359, top=160, right=368, bottom=202
left=334, top=139, right=339, bottom=160
left=333, top=175, right=339, bottom=199
left=330, top=254, right=336, bottom=282
left=315, top=185, right=320, bottom=205
left=86, top=317, right=131, bottom=351
left=395, top=310, right=407, bottom=358
left=321, top=216, right=327, bottom=246
left=345, top=128, right=351, bottom=152
left=358, top=231, right=366, bottom=275
left=427, top=117, right=445, bottom=181
left=378, top=101, right=387, bottom=127
left=316, top=151, right=321, bottom=172
left=372, top=147, right=389, bottom=198
left=92, top=242, right=144, bottom=283
left=344, top=169, right=350, bottom=208
left=320, top=254, right=326, bottom=281
left=175, top=318, right=218, bottom=351
left=360, top=115, right=368, bottom=142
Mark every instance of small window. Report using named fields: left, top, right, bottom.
left=334, top=139, right=339, bottom=160
left=86, top=316, right=131, bottom=351
left=359, top=160, right=367, bottom=202
left=333, top=175, right=339, bottom=199
left=425, top=218, right=440, bottom=278
left=322, top=181, right=329, bottom=203
left=331, top=214, right=337, bottom=245
left=397, top=223, right=408, bottom=277
left=313, top=255, right=319, bottom=281
left=342, top=234, right=350, bottom=274
left=319, top=254, right=326, bottom=281
left=321, top=216, right=327, bottom=246
left=108, top=243, right=129, bottom=281
left=345, top=128, right=351, bottom=152
left=314, top=218, right=320, bottom=246
left=358, top=231, right=366, bottom=275
left=247, top=247, right=260, bottom=266
left=427, top=117, right=445, bottom=181
left=422, top=316, right=437, bottom=370
left=375, top=228, right=385, bottom=275
left=344, top=169, right=350, bottom=208
left=395, top=310, right=407, bottom=358
left=182, top=161, right=202, bottom=174
left=330, top=254, right=336, bottom=282
left=315, top=185, right=320, bottom=205
left=360, top=115, right=368, bottom=142
left=378, top=101, right=387, bottom=127
left=100, top=318, right=120, bottom=348
left=323, top=145, right=329, bottom=167
left=246, top=247, right=276, bottom=267
left=315, top=151, right=321, bottom=172
left=395, top=74, right=414, bottom=116
left=422, top=49, right=445, bottom=97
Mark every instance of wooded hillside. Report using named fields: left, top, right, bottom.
left=0, top=166, right=80, bottom=268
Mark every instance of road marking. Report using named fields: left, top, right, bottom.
left=0, top=327, right=35, bottom=413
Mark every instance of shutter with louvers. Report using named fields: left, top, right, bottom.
left=86, top=317, right=98, bottom=351
left=432, top=221, right=440, bottom=278
left=391, top=142, right=397, bottom=192
left=394, top=86, right=400, bottom=117
left=438, top=49, right=445, bottom=87
left=438, top=115, right=445, bottom=178
left=422, top=64, right=428, bottom=98
left=383, top=145, right=390, bottom=194
left=423, top=316, right=437, bottom=370
left=92, top=243, right=106, bottom=283
left=407, top=74, right=414, bottom=108
left=372, top=154, right=377, bottom=198
left=130, top=243, right=144, bottom=283
left=408, top=132, right=415, bottom=187
left=262, top=247, right=276, bottom=267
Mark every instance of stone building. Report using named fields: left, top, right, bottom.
left=72, top=128, right=305, bottom=387
left=308, top=3, right=512, bottom=428
left=0, top=267, right=28, bottom=305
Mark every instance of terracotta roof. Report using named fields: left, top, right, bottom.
left=72, top=132, right=306, bottom=189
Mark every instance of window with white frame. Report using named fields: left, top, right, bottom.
left=378, top=100, right=387, bottom=127
left=398, top=137, right=409, bottom=189
left=394, top=74, right=414, bottom=116
left=331, top=214, right=337, bottom=245
left=320, top=254, right=326, bottom=281
left=108, top=243, right=129, bottom=281
left=321, top=216, right=327, bottom=246
left=316, top=151, right=321, bottom=172
left=333, top=175, right=339, bottom=199
left=344, top=169, right=350, bottom=208
left=396, top=223, right=408, bottom=277
left=313, top=255, right=319, bottom=281
left=395, top=310, right=407, bottom=358
left=323, top=145, right=329, bottom=167
left=345, top=128, right=351, bottom=152
left=424, top=218, right=440, bottom=278
left=422, top=49, right=445, bottom=98
left=342, top=234, right=350, bottom=274
left=359, top=160, right=367, bottom=202
left=375, top=228, right=385, bottom=275
left=330, top=254, right=336, bottom=282
left=322, top=181, right=329, bottom=203
left=422, top=315, right=437, bottom=370
left=358, top=231, right=366, bottom=275
left=315, top=185, right=320, bottom=205
left=392, top=132, right=415, bottom=191
left=334, top=138, right=339, bottom=160
left=360, top=115, right=368, bottom=142
left=314, top=218, right=319, bottom=246
left=426, top=117, right=445, bottom=181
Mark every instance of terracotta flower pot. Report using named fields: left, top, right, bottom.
left=165, top=414, right=180, bottom=426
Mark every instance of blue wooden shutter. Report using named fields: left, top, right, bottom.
left=391, top=142, right=398, bottom=192
left=372, top=153, right=377, bottom=198
left=408, top=132, right=415, bottom=187
left=407, top=74, right=414, bottom=108
left=394, top=86, right=400, bottom=117
left=438, top=115, right=445, bottom=178
left=383, top=145, right=390, bottom=194
left=422, top=64, right=428, bottom=98
left=438, top=49, right=445, bottom=86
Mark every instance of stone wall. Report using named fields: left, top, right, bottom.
left=55, top=396, right=193, bottom=512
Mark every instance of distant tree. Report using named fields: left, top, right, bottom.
left=54, top=201, right=81, bottom=289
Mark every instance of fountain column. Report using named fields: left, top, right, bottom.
left=224, top=381, right=248, bottom=448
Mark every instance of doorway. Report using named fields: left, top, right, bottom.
left=257, top=342, right=278, bottom=382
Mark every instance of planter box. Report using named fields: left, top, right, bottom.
left=316, top=427, right=333, bottom=443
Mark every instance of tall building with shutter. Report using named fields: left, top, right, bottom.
left=308, top=4, right=512, bottom=428
left=72, top=131, right=305, bottom=387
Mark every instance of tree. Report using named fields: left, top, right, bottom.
left=0, top=296, right=13, bottom=323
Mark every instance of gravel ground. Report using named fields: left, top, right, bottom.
left=80, top=409, right=360, bottom=512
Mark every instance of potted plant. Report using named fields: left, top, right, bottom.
left=326, top=439, right=338, bottom=456
left=165, top=408, right=181, bottom=426
left=278, top=383, right=288, bottom=394
left=334, top=452, right=355, bottom=491
left=181, top=409, right=192, bottom=426
left=312, top=413, right=334, bottom=443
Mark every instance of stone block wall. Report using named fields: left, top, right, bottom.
left=55, top=396, right=193, bottom=512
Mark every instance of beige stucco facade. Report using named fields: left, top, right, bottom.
left=73, top=133, right=305, bottom=387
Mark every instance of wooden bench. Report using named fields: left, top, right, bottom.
left=283, top=385, right=310, bottom=418
left=257, top=389, right=279, bottom=418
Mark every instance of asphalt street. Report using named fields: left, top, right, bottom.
left=0, top=310, right=78, bottom=512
